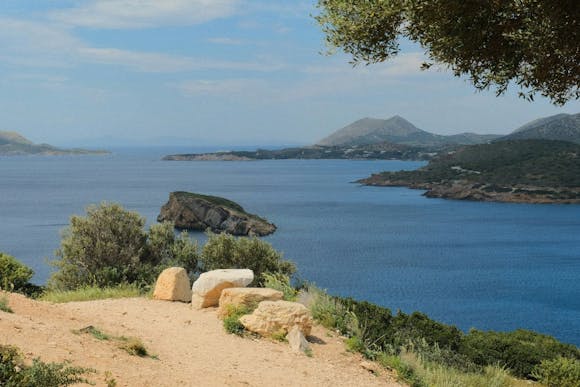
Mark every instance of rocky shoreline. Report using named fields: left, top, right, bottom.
left=359, top=176, right=580, bottom=204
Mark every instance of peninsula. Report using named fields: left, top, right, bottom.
left=0, top=131, right=108, bottom=156
left=359, top=139, right=580, bottom=204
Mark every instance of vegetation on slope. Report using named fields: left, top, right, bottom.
left=360, top=139, right=580, bottom=202
left=171, top=191, right=246, bottom=213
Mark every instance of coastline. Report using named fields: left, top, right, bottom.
left=359, top=177, right=580, bottom=204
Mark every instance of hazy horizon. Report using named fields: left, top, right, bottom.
left=1, top=1, right=579, bottom=147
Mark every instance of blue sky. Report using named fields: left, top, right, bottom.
left=0, top=0, right=578, bottom=147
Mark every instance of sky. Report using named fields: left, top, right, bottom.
left=0, top=0, right=578, bottom=147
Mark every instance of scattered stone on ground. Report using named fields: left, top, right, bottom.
left=287, top=325, right=311, bottom=354
left=218, top=287, right=283, bottom=318
left=239, top=300, right=313, bottom=337
left=191, top=269, right=254, bottom=309
left=152, top=267, right=191, bottom=302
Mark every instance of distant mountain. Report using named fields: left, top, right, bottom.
left=0, top=131, right=109, bottom=156
left=317, top=116, right=500, bottom=147
left=498, top=113, right=580, bottom=143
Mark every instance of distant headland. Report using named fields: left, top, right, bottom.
left=359, top=139, right=580, bottom=204
left=0, top=131, right=109, bottom=156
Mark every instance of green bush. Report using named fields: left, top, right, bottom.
left=200, top=232, right=295, bottom=286
left=306, top=285, right=359, bottom=337
left=0, top=344, right=94, bottom=386
left=222, top=305, right=252, bottom=336
left=50, top=203, right=148, bottom=290
left=0, top=296, right=13, bottom=313
left=459, top=329, right=580, bottom=378
left=49, top=203, right=199, bottom=291
left=262, top=273, right=297, bottom=301
left=0, top=252, right=33, bottom=291
left=531, top=357, right=580, bottom=387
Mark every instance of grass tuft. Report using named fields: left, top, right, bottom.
left=0, top=295, right=13, bottom=313
left=222, top=304, right=252, bottom=336
left=118, top=337, right=149, bottom=357
left=75, top=325, right=111, bottom=341
left=40, top=284, right=142, bottom=303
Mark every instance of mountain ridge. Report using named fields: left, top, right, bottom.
left=317, top=116, right=500, bottom=147
left=498, top=112, right=580, bottom=143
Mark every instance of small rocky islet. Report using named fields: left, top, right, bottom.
left=157, top=191, right=276, bottom=236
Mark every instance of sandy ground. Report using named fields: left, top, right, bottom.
left=0, top=292, right=404, bottom=386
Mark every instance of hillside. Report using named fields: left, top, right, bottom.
left=317, top=116, right=500, bottom=148
left=0, top=131, right=108, bottom=156
left=0, top=292, right=401, bottom=387
left=498, top=112, right=580, bottom=143
left=359, top=140, right=580, bottom=203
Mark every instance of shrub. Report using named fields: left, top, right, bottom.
left=144, top=223, right=199, bottom=280
left=49, top=203, right=199, bottom=291
left=459, top=329, right=580, bottom=378
left=0, top=252, right=33, bottom=292
left=0, top=296, right=13, bottom=313
left=531, top=357, right=580, bottom=387
left=262, top=273, right=297, bottom=301
left=0, top=344, right=94, bottom=386
left=200, top=232, right=295, bottom=286
left=50, top=203, right=148, bottom=290
left=306, top=285, right=360, bottom=340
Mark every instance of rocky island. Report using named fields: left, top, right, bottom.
left=158, top=191, right=276, bottom=236
left=359, top=139, right=580, bottom=204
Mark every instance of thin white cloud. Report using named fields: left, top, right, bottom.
left=78, top=47, right=196, bottom=72
left=304, top=52, right=427, bottom=77
left=50, top=0, right=240, bottom=29
left=0, top=17, right=284, bottom=74
left=173, top=79, right=266, bottom=96
left=207, top=37, right=245, bottom=45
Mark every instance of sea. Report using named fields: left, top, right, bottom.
left=1, top=147, right=579, bottom=346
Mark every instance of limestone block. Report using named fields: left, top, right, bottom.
left=239, top=300, right=313, bottom=337
left=153, top=267, right=191, bottom=302
left=191, top=269, right=254, bottom=309
left=287, top=325, right=311, bottom=354
left=217, top=287, right=284, bottom=318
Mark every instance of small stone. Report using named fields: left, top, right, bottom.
left=153, top=267, right=191, bottom=302
left=360, top=361, right=380, bottom=375
left=287, top=326, right=310, bottom=354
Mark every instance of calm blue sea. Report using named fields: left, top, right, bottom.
left=1, top=147, right=579, bottom=346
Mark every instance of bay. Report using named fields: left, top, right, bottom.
left=1, top=147, right=579, bottom=346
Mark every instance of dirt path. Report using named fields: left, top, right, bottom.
left=0, top=293, right=404, bottom=386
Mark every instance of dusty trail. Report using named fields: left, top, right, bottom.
left=0, top=293, right=403, bottom=386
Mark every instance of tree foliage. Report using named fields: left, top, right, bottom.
left=0, top=252, right=33, bottom=291
left=50, top=203, right=199, bottom=290
left=316, top=0, right=580, bottom=104
left=200, top=232, right=296, bottom=286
